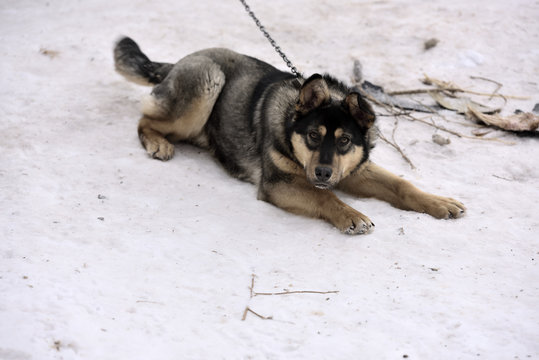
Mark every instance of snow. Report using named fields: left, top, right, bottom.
left=1, top=0, right=538, bottom=359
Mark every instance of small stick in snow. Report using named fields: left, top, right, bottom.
left=242, top=274, right=272, bottom=321
left=242, top=274, right=339, bottom=320
left=249, top=274, right=339, bottom=296
left=249, top=274, right=255, bottom=298
left=253, top=290, right=339, bottom=296
left=377, top=129, right=416, bottom=170
left=387, top=87, right=513, bottom=100
left=469, top=75, right=503, bottom=101
left=136, top=300, right=164, bottom=305
left=387, top=75, right=525, bottom=100
left=359, top=91, right=417, bottom=169
left=492, top=174, right=514, bottom=182
left=368, top=87, right=513, bottom=146
left=250, top=273, right=339, bottom=297
left=422, top=74, right=528, bottom=100
left=403, top=111, right=515, bottom=145
left=241, top=307, right=273, bottom=321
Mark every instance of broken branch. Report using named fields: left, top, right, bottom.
left=241, top=307, right=273, bottom=321
left=254, top=290, right=339, bottom=296
left=422, top=74, right=529, bottom=100
left=377, top=119, right=417, bottom=170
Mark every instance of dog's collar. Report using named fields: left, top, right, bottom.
left=291, top=78, right=302, bottom=89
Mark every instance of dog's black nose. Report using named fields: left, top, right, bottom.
left=315, top=166, right=333, bottom=182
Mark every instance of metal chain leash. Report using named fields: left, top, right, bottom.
left=239, top=0, right=302, bottom=78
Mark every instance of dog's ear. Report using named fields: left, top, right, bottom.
left=344, top=92, right=375, bottom=129
left=296, top=74, right=330, bottom=115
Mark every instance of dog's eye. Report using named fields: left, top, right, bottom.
left=308, top=131, right=321, bottom=142
left=339, top=136, right=351, bottom=146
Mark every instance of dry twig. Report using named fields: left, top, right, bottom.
left=254, top=290, right=339, bottom=296
left=242, top=307, right=273, bottom=321
left=249, top=274, right=339, bottom=297
left=378, top=124, right=416, bottom=170
left=242, top=274, right=339, bottom=321
left=249, top=273, right=255, bottom=298
left=136, top=300, right=164, bottom=305
left=492, top=174, right=513, bottom=182
left=242, top=274, right=272, bottom=321
left=353, top=68, right=522, bottom=168
left=404, top=113, right=515, bottom=144
left=422, top=74, right=528, bottom=100
left=469, top=75, right=503, bottom=100
left=359, top=90, right=417, bottom=169
left=387, top=96, right=514, bottom=144
left=388, top=87, right=510, bottom=101
left=387, top=75, right=525, bottom=101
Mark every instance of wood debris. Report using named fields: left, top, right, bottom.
left=351, top=62, right=534, bottom=168
left=466, top=108, right=539, bottom=132
left=429, top=91, right=500, bottom=114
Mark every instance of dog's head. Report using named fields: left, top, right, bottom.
left=290, top=74, right=375, bottom=189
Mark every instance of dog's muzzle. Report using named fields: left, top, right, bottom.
left=313, top=166, right=333, bottom=189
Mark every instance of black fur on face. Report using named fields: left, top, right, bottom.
left=290, top=102, right=371, bottom=165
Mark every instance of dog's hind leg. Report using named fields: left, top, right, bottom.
left=137, top=55, right=225, bottom=160
left=138, top=116, right=176, bottom=160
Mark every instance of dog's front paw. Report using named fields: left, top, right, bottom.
left=332, top=208, right=374, bottom=235
left=422, top=195, right=466, bottom=219
left=145, top=139, right=175, bottom=161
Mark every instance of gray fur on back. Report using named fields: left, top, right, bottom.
left=189, top=48, right=297, bottom=184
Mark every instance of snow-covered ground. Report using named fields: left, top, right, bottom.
left=1, top=0, right=538, bottom=359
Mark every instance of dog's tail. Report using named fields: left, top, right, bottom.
left=113, top=37, right=173, bottom=86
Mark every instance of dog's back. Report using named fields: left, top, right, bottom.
left=192, top=49, right=296, bottom=183
left=114, top=37, right=295, bottom=183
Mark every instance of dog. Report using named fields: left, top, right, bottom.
left=113, top=37, right=465, bottom=234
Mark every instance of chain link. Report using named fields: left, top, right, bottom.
left=239, top=0, right=302, bottom=77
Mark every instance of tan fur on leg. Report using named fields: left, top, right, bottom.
left=138, top=116, right=175, bottom=160
left=338, top=162, right=466, bottom=219
left=262, top=177, right=374, bottom=234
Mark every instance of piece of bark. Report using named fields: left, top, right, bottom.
left=466, top=107, right=539, bottom=132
